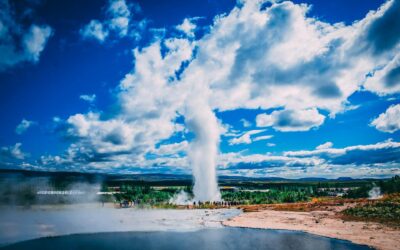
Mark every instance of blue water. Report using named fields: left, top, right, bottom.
left=0, top=228, right=373, bottom=250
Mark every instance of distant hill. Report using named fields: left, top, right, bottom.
left=0, top=168, right=387, bottom=183
left=336, top=177, right=355, bottom=181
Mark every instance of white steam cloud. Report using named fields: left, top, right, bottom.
left=368, top=185, right=383, bottom=200
left=169, top=190, right=192, bottom=205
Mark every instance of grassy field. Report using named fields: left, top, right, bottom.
left=342, top=193, right=400, bottom=226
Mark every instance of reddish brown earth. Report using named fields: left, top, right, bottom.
left=224, top=199, right=400, bottom=250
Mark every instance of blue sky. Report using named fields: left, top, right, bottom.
left=0, top=0, right=399, bottom=178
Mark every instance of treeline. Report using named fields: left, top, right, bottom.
left=109, top=176, right=400, bottom=205
left=221, top=190, right=311, bottom=204
left=112, top=185, right=180, bottom=205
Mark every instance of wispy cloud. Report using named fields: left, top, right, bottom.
left=79, top=94, right=96, bottom=104
left=0, top=143, right=28, bottom=168
left=229, top=130, right=266, bottom=145
left=80, top=0, right=142, bottom=42
left=15, top=119, right=37, bottom=135
left=0, top=0, right=52, bottom=71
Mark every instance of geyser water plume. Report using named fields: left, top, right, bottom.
left=185, top=95, right=221, bottom=202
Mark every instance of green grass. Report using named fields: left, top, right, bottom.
left=343, top=200, right=400, bottom=226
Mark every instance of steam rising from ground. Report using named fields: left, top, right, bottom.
left=169, top=190, right=192, bottom=205
left=0, top=174, right=101, bottom=206
left=368, top=185, right=383, bottom=200
left=0, top=206, right=240, bottom=246
left=185, top=94, right=221, bottom=202
left=0, top=174, right=239, bottom=245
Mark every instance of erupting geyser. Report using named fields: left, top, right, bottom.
left=185, top=95, right=221, bottom=202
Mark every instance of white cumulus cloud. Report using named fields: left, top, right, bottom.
left=107, top=0, right=131, bottom=37
left=371, top=104, right=400, bottom=133
left=256, top=108, right=325, bottom=132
